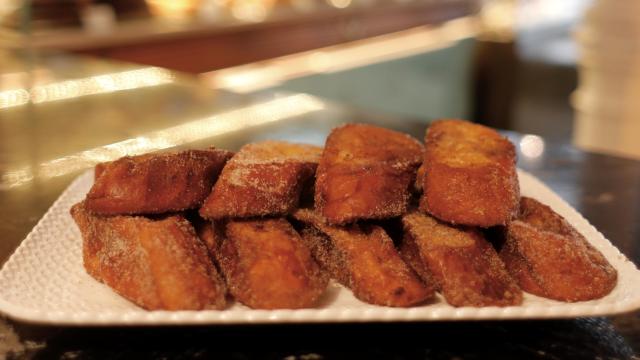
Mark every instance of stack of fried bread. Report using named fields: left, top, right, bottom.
left=71, top=120, right=617, bottom=310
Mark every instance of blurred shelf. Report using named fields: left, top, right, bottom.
left=12, top=0, right=479, bottom=73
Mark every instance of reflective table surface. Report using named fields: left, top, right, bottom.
left=1, top=50, right=639, bottom=359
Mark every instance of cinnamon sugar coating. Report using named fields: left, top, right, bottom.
left=315, top=124, right=423, bottom=224
left=199, top=141, right=321, bottom=219
left=70, top=202, right=227, bottom=310
left=72, top=121, right=619, bottom=311
left=213, top=218, right=328, bottom=309
left=402, top=211, right=522, bottom=307
left=420, top=119, right=519, bottom=227
left=194, top=218, right=317, bottom=309
left=86, top=148, right=232, bottom=215
left=293, top=209, right=433, bottom=307
left=501, top=197, right=617, bottom=302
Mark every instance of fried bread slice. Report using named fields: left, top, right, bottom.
left=420, top=119, right=519, bottom=227
left=70, top=202, right=227, bottom=310
left=315, top=123, right=423, bottom=224
left=214, top=218, right=328, bottom=309
left=402, top=211, right=522, bottom=307
left=501, top=197, right=617, bottom=302
left=199, top=141, right=321, bottom=219
left=86, top=148, right=232, bottom=215
left=293, top=209, right=433, bottom=307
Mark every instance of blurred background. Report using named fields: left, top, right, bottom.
left=1, top=0, right=638, bottom=158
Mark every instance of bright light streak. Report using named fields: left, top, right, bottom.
left=0, top=67, right=174, bottom=109
left=146, top=0, right=199, bottom=18
left=0, top=94, right=325, bottom=189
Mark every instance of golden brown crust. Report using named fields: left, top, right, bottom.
left=420, top=119, right=519, bottom=227
left=315, top=123, right=423, bottom=224
left=398, top=228, right=438, bottom=289
left=70, top=202, right=227, bottom=310
left=72, top=202, right=161, bottom=310
left=501, top=197, right=617, bottom=302
left=215, top=218, right=328, bottom=309
left=199, top=141, right=321, bottom=219
left=86, top=148, right=233, bottom=215
left=298, top=226, right=351, bottom=287
left=402, top=211, right=522, bottom=307
left=94, top=162, right=108, bottom=180
left=293, top=209, right=434, bottom=307
left=413, top=163, right=426, bottom=194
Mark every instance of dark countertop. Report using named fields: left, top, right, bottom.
left=1, top=50, right=639, bottom=359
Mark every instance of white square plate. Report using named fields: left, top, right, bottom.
left=0, top=169, right=639, bottom=325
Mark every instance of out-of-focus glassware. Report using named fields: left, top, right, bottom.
left=573, top=0, right=640, bottom=159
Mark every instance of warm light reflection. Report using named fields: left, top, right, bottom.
left=520, top=134, right=545, bottom=159
left=205, top=17, right=478, bottom=93
left=0, top=67, right=174, bottom=109
left=146, top=0, right=200, bottom=19
left=478, top=0, right=516, bottom=42
left=327, top=0, right=351, bottom=9
left=0, top=94, right=325, bottom=189
left=0, top=68, right=54, bottom=89
left=230, top=0, right=275, bottom=22
left=308, top=52, right=331, bottom=72
left=214, top=68, right=282, bottom=93
left=0, top=0, right=20, bottom=21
